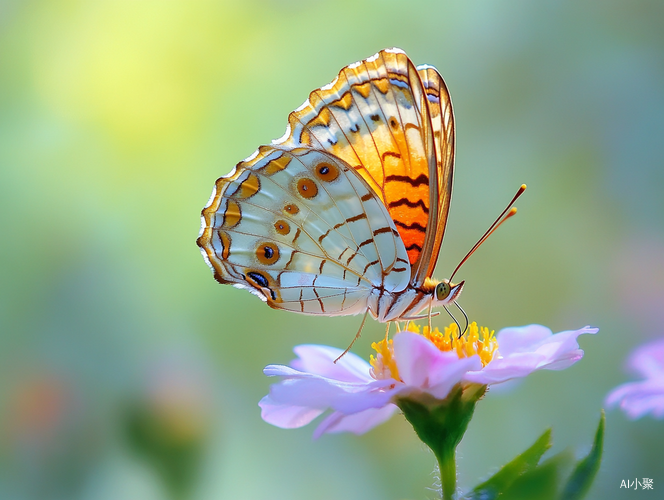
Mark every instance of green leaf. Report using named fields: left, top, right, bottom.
left=465, top=429, right=553, bottom=500
left=560, top=410, right=605, bottom=500
left=500, top=451, right=573, bottom=500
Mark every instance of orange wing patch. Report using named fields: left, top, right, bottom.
left=385, top=174, right=430, bottom=263
left=281, top=48, right=436, bottom=271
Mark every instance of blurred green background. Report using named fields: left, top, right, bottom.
left=1, top=0, right=663, bottom=498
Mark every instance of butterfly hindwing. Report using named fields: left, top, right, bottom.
left=198, top=147, right=411, bottom=316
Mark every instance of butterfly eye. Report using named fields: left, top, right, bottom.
left=315, top=162, right=339, bottom=182
left=435, top=282, right=451, bottom=301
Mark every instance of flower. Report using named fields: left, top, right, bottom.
left=259, top=323, right=597, bottom=437
left=605, top=337, right=664, bottom=419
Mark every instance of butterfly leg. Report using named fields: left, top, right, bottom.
left=428, top=303, right=433, bottom=333
left=334, top=309, right=370, bottom=364
left=399, top=312, right=440, bottom=321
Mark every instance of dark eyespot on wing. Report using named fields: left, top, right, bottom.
left=247, top=272, right=269, bottom=288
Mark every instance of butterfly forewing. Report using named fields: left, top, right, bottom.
left=411, top=65, right=455, bottom=283
left=281, top=48, right=439, bottom=273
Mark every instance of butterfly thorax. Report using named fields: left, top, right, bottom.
left=369, top=277, right=464, bottom=322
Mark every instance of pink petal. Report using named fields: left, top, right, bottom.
left=606, top=379, right=664, bottom=419
left=393, top=332, right=482, bottom=398
left=312, top=405, right=399, bottom=438
left=497, top=325, right=598, bottom=357
left=627, top=338, right=664, bottom=379
left=465, top=326, right=598, bottom=385
left=496, top=325, right=554, bottom=354
left=465, top=352, right=547, bottom=384
left=264, top=364, right=311, bottom=378
left=530, top=327, right=597, bottom=369
left=259, top=395, right=324, bottom=428
left=291, top=345, right=374, bottom=383
left=265, top=364, right=401, bottom=414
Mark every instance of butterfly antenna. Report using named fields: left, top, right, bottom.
left=449, top=184, right=526, bottom=282
left=454, top=301, right=469, bottom=338
left=335, top=309, right=370, bottom=363
left=444, top=306, right=463, bottom=341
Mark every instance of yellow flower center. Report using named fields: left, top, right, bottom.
left=370, top=338, right=400, bottom=381
left=370, top=322, right=498, bottom=381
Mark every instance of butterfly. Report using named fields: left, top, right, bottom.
left=197, top=48, right=466, bottom=326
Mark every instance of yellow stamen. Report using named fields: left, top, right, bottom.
left=406, top=322, right=498, bottom=367
left=369, top=322, right=498, bottom=381
left=370, top=338, right=400, bottom=381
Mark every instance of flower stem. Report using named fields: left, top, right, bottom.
left=396, top=384, right=487, bottom=500
left=436, top=442, right=457, bottom=500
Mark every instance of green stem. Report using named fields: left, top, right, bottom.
left=396, top=384, right=487, bottom=500
left=436, top=442, right=457, bottom=500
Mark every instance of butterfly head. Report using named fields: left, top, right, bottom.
left=434, top=279, right=465, bottom=305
